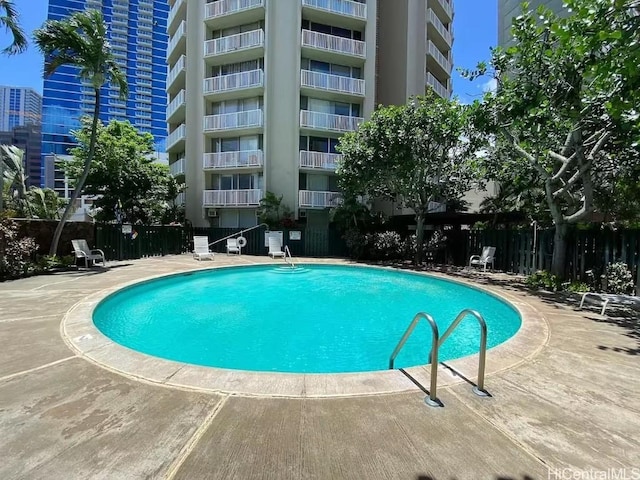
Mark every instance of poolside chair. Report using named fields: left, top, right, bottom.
left=71, top=239, right=106, bottom=268
left=193, top=236, right=214, bottom=261
left=579, top=291, right=640, bottom=316
left=268, top=236, right=285, bottom=258
left=469, top=246, right=496, bottom=272
left=226, top=238, right=241, bottom=255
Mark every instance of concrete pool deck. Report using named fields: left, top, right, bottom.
left=1, top=254, right=639, bottom=479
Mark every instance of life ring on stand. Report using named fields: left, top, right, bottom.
left=237, top=236, right=247, bottom=248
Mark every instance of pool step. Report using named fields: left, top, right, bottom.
left=271, top=266, right=309, bottom=274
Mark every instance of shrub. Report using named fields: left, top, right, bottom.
left=525, top=270, right=563, bottom=292
left=372, top=231, right=403, bottom=259
left=343, top=229, right=370, bottom=259
left=566, top=281, right=590, bottom=293
left=0, top=219, right=38, bottom=280
left=602, top=262, right=635, bottom=295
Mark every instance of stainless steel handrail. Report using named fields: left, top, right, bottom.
left=207, top=223, right=269, bottom=247
left=389, top=312, right=441, bottom=407
left=284, top=245, right=295, bottom=267
left=433, top=309, right=488, bottom=396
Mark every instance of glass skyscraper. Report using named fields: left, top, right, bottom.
left=41, top=0, right=169, bottom=177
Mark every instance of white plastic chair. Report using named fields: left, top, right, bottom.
left=469, top=246, right=496, bottom=271
left=71, top=239, right=106, bottom=268
left=268, top=236, right=285, bottom=258
left=579, top=292, right=640, bottom=316
left=226, top=238, right=241, bottom=255
left=193, top=236, right=214, bottom=261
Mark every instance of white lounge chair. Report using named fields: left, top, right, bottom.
left=469, top=246, right=496, bottom=271
left=579, top=291, right=640, bottom=316
left=268, top=236, right=285, bottom=258
left=226, top=238, right=241, bottom=255
left=71, top=239, right=106, bottom=268
left=193, top=236, right=214, bottom=261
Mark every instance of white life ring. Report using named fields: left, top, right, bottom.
left=237, top=236, right=247, bottom=248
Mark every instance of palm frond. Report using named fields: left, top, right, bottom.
left=0, top=0, right=27, bottom=55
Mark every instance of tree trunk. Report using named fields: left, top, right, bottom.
left=49, top=88, right=101, bottom=256
left=414, top=213, right=425, bottom=265
left=551, top=221, right=568, bottom=278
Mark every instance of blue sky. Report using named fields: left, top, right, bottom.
left=0, top=0, right=496, bottom=103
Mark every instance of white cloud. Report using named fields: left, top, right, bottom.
left=482, top=78, right=498, bottom=93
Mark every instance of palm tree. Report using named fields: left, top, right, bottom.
left=34, top=9, right=127, bottom=256
left=1, top=144, right=31, bottom=217
left=0, top=0, right=27, bottom=55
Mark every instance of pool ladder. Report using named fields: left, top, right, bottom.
left=389, top=309, right=489, bottom=407
left=284, top=245, right=295, bottom=268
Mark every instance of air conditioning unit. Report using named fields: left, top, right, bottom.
left=207, top=209, right=218, bottom=218
left=298, top=209, right=307, bottom=219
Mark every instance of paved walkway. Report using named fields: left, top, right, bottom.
left=1, top=255, right=638, bottom=480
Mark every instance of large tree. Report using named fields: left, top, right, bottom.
left=0, top=0, right=27, bottom=55
left=68, top=119, right=183, bottom=224
left=34, top=9, right=127, bottom=256
left=338, top=91, right=483, bottom=264
left=465, top=0, right=640, bottom=276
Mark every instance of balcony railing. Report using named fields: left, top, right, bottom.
left=204, top=69, right=264, bottom=95
left=434, top=0, right=453, bottom=20
left=299, top=151, right=341, bottom=171
left=426, top=72, right=449, bottom=99
left=168, top=0, right=185, bottom=28
left=300, top=70, right=365, bottom=96
left=301, top=30, right=366, bottom=58
left=166, top=89, right=185, bottom=120
left=427, top=40, right=451, bottom=73
left=300, top=110, right=363, bottom=132
left=167, top=21, right=186, bottom=59
left=205, top=0, right=264, bottom=20
left=203, top=109, right=264, bottom=131
left=203, top=150, right=264, bottom=169
left=166, top=124, right=186, bottom=149
left=203, top=189, right=263, bottom=206
left=428, top=9, right=452, bottom=45
left=299, top=190, right=342, bottom=208
left=301, top=0, right=367, bottom=20
left=167, top=55, right=186, bottom=88
left=204, top=29, right=264, bottom=57
left=170, top=157, right=185, bottom=176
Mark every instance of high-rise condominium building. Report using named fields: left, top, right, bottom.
left=0, top=86, right=42, bottom=131
left=41, top=0, right=169, bottom=170
left=167, top=0, right=453, bottom=228
left=498, top=0, right=566, bottom=47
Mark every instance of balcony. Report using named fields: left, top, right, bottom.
left=167, top=55, right=186, bottom=93
left=432, top=0, right=453, bottom=22
left=301, top=30, right=366, bottom=65
left=203, top=109, right=264, bottom=134
left=203, top=69, right=264, bottom=100
left=301, top=0, right=367, bottom=28
left=204, top=0, right=265, bottom=29
left=168, top=0, right=186, bottom=33
left=427, top=40, right=451, bottom=75
left=427, top=8, right=452, bottom=48
left=299, top=151, right=340, bottom=171
left=169, top=156, right=185, bottom=176
left=300, top=110, right=363, bottom=133
left=426, top=72, right=449, bottom=99
left=204, top=29, right=264, bottom=65
left=166, top=90, right=186, bottom=123
left=167, top=21, right=186, bottom=64
left=203, top=189, right=263, bottom=207
left=300, top=70, right=365, bottom=100
left=299, top=190, right=342, bottom=208
left=166, top=124, right=186, bottom=151
left=203, top=150, right=264, bottom=170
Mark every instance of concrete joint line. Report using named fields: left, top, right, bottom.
left=0, top=356, right=76, bottom=383
left=31, top=274, right=89, bottom=291
left=164, top=395, right=230, bottom=480
left=448, top=386, right=550, bottom=469
left=0, top=314, right=60, bottom=323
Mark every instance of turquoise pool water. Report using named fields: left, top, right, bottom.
left=93, top=265, right=521, bottom=373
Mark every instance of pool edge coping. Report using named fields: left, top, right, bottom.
left=61, top=261, right=549, bottom=398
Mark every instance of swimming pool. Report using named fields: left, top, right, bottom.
left=93, top=264, right=521, bottom=374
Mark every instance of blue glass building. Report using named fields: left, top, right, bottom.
left=42, top=0, right=169, bottom=189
